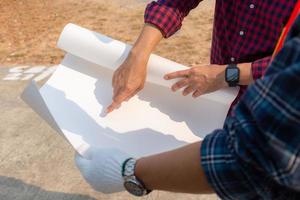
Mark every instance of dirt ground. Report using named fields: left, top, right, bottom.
left=0, top=0, right=218, bottom=199
left=0, top=0, right=213, bottom=66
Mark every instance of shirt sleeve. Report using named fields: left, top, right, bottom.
left=230, top=35, right=300, bottom=191
left=251, top=56, right=272, bottom=80
left=144, top=0, right=202, bottom=38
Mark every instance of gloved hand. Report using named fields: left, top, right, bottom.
left=75, top=147, right=131, bottom=194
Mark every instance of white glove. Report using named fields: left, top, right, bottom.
left=75, top=147, right=131, bottom=194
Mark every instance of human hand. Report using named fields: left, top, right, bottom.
left=164, top=65, right=227, bottom=98
left=106, top=52, right=149, bottom=114
left=75, top=147, right=131, bottom=194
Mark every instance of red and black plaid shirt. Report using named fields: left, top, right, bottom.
left=144, top=0, right=296, bottom=109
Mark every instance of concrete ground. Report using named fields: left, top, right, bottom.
left=0, top=67, right=218, bottom=200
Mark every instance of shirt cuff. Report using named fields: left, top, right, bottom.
left=144, top=2, right=183, bottom=38
left=251, top=56, right=272, bottom=80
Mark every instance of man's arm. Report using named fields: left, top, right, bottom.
left=135, top=142, right=213, bottom=194
left=162, top=62, right=253, bottom=98
left=106, top=24, right=163, bottom=113
left=107, top=0, right=202, bottom=113
left=75, top=142, right=214, bottom=194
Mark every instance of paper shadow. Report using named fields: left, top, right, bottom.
left=93, top=76, right=216, bottom=139
left=92, top=32, right=132, bottom=71
left=92, top=32, right=114, bottom=44
left=136, top=83, right=220, bottom=138
left=44, top=85, right=186, bottom=157
left=0, top=176, right=95, bottom=200
left=61, top=54, right=216, bottom=142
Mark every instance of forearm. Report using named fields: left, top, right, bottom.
left=135, top=142, right=213, bottom=194
left=130, top=24, right=163, bottom=60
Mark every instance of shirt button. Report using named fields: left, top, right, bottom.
left=230, top=57, right=235, bottom=62
left=239, top=30, right=245, bottom=36
left=249, top=4, right=255, bottom=9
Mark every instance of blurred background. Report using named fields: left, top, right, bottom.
left=0, top=0, right=217, bottom=199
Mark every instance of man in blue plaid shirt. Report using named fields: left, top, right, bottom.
left=200, top=15, right=300, bottom=199
left=75, top=15, right=300, bottom=200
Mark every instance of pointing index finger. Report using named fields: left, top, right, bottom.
left=106, top=90, right=131, bottom=114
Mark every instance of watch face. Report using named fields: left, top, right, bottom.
left=124, top=181, right=145, bottom=196
left=226, top=68, right=239, bottom=82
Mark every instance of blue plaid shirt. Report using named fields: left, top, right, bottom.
left=201, top=16, right=300, bottom=200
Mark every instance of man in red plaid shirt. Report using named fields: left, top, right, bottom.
left=107, top=0, right=296, bottom=114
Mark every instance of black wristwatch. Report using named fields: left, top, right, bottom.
left=225, top=64, right=240, bottom=87
left=122, top=158, right=152, bottom=197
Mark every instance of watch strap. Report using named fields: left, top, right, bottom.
left=228, top=81, right=237, bottom=87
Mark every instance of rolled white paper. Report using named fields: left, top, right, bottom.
left=57, top=24, right=237, bottom=103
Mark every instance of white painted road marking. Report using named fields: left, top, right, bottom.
left=9, top=66, right=29, bottom=73
left=24, top=66, right=46, bottom=74
left=2, top=66, right=57, bottom=82
left=3, top=73, right=23, bottom=81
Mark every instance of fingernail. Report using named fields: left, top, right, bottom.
left=164, top=76, right=169, bottom=80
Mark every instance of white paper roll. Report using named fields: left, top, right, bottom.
left=57, top=24, right=237, bottom=103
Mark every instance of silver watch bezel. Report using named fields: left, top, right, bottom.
left=122, top=158, right=149, bottom=197
left=123, top=178, right=147, bottom=197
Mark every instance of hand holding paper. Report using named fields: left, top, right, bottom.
left=75, top=147, right=130, bottom=193
left=164, top=65, right=228, bottom=98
